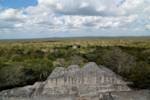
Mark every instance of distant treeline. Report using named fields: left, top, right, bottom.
left=0, top=39, right=150, bottom=91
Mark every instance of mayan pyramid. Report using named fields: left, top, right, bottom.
left=0, top=62, right=131, bottom=99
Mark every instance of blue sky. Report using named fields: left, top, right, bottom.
left=0, top=0, right=150, bottom=39
left=0, top=0, right=37, bottom=8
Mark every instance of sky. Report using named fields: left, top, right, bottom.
left=0, top=0, right=150, bottom=39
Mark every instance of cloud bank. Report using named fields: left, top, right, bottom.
left=0, top=0, right=150, bottom=38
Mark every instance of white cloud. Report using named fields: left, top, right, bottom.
left=37, top=0, right=119, bottom=16
left=145, top=25, right=150, bottom=30
left=120, top=0, right=143, bottom=9
left=0, top=8, right=26, bottom=21
left=36, top=0, right=145, bottom=16
left=0, top=0, right=150, bottom=38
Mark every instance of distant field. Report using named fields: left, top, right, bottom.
left=0, top=37, right=150, bottom=48
left=0, top=37, right=150, bottom=91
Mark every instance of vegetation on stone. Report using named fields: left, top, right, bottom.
left=0, top=38, right=150, bottom=91
left=0, top=62, right=149, bottom=100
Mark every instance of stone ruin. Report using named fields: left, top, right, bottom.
left=0, top=62, right=149, bottom=100
left=41, top=62, right=130, bottom=96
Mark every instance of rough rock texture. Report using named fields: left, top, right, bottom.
left=42, top=62, right=130, bottom=96
left=111, top=90, right=150, bottom=100
left=0, top=62, right=149, bottom=100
